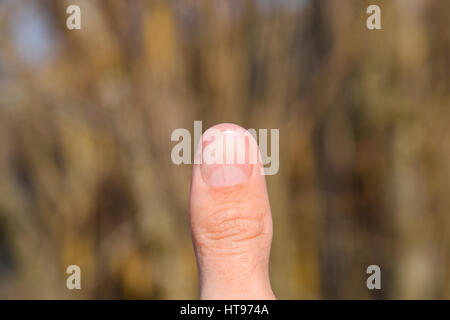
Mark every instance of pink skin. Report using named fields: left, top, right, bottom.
left=189, top=123, right=275, bottom=299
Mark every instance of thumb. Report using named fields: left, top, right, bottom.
left=189, top=123, right=275, bottom=300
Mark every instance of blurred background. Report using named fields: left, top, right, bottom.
left=0, top=0, right=449, bottom=299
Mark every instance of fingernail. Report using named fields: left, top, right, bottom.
left=200, top=129, right=253, bottom=187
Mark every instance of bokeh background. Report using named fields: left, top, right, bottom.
left=0, top=0, right=449, bottom=299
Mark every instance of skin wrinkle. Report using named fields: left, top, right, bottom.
left=191, top=186, right=271, bottom=256
left=207, top=182, right=251, bottom=202
left=195, top=198, right=268, bottom=243
left=203, top=217, right=264, bottom=242
left=204, top=207, right=264, bottom=234
left=193, top=175, right=269, bottom=245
